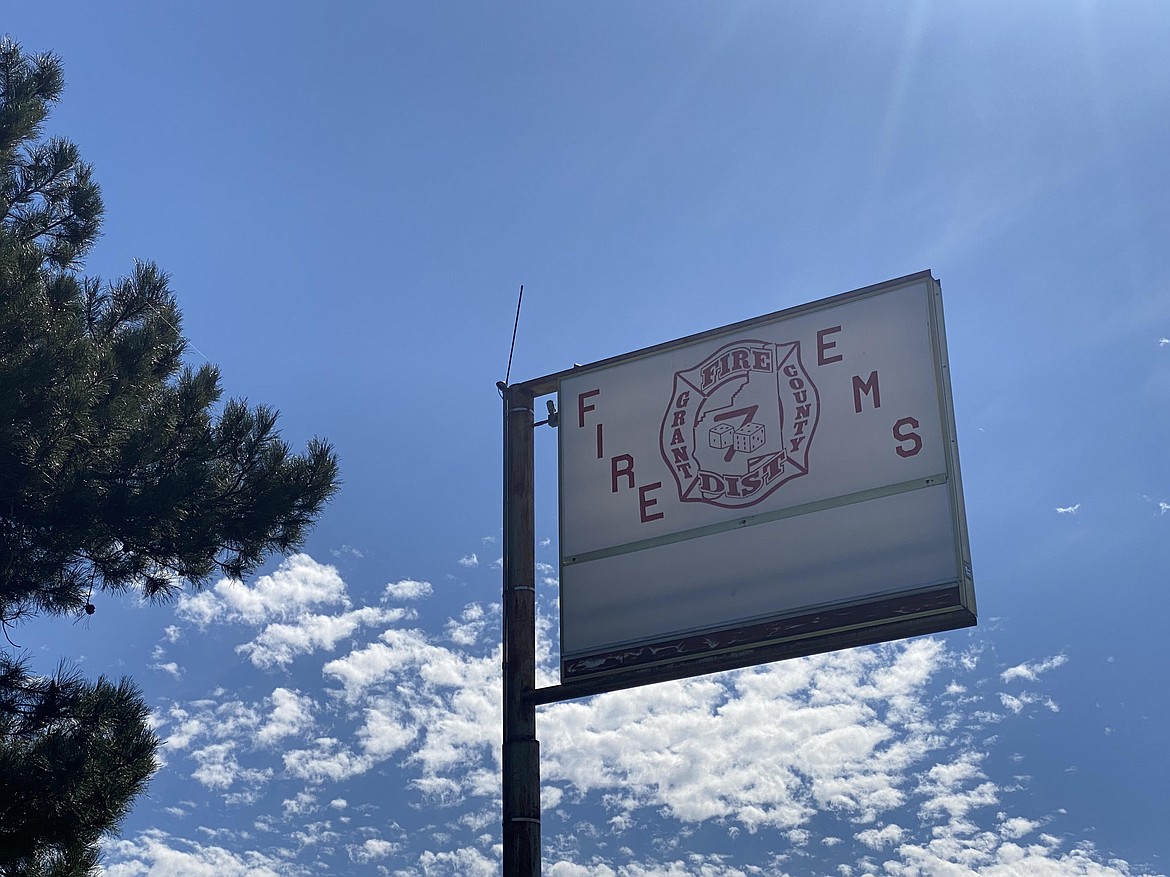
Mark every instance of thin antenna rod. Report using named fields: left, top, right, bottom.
left=505, top=284, right=524, bottom=387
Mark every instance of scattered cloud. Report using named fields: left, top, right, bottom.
left=1158, top=337, right=1169, bottom=347
left=1000, top=815, right=1041, bottom=839
left=176, top=555, right=348, bottom=627
left=282, top=790, right=317, bottom=818
left=856, top=823, right=905, bottom=849
left=123, top=556, right=1147, bottom=877
left=103, top=830, right=309, bottom=877
left=1055, top=504, right=1081, bottom=515
left=1002, top=654, right=1068, bottom=683
left=256, top=688, right=315, bottom=746
left=384, top=578, right=433, bottom=600
left=236, top=606, right=407, bottom=669
left=348, top=837, right=398, bottom=863
left=151, top=661, right=182, bottom=678
left=459, top=553, right=480, bottom=568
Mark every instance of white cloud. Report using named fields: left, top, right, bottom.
left=1158, top=337, right=1169, bottom=347
left=878, top=821, right=1137, bottom=875
left=1000, top=692, right=1027, bottom=714
left=162, top=699, right=260, bottom=753
left=151, top=661, right=182, bottom=678
left=237, top=606, right=407, bottom=668
left=537, top=640, right=947, bottom=830
left=177, top=555, right=348, bottom=627
left=416, top=846, right=499, bottom=877
left=856, top=823, right=905, bottom=849
left=103, top=830, right=309, bottom=877
left=458, top=553, right=479, bottom=568
left=1000, top=815, right=1040, bottom=839
left=136, top=555, right=1150, bottom=877
left=384, top=578, right=433, bottom=600
left=445, top=602, right=498, bottom=646
left=1159, top=501, right=1170, bottom=516
left=1055, top=504, right=1080, bottom=515
left=916, top=752, right=999, bottom=819
left=320, top=636, right=416, bottom=701
left=257, top=688, right=315, bottom=746
left=355, top=697, right=418, bottom=759
left=283, top=737, right=373, bottom=784
left=189, top=742, right=270, bottom=792
left=282, top=790, right=316, bottom=817
left=1001, top=654, right=1068, bottom=683
left=348, top=837, right=398, bottom=863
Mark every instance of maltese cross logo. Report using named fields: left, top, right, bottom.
left=659, top=339, right=819, bottom=509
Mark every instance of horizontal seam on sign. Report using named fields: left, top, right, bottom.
left=563, top=474, right=948, bottom=567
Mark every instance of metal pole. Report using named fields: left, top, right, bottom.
left=501, top=382, right=539, bottom=877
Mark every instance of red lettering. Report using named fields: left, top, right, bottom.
left=818, top=326, right=843, bottom=365
left=639, top=482, right=664, bottom=522
left=671, top=447, right=689, bottom=464
left=894, top=417, right=923, bottom=457
left=675, top=391, right=691, bottom=408
left=698, top=471, right=724, bottom=497
left=740, top=468, right=762, bottom=495
left=700, top=347, right=770, bottom=391
left=578, top=389, right=600, bottom=428
left=596, top=423, right=604, bottom=459
left=760, top=455, right=785, bottom=483
left=670, top=429, right=685, bottom=446
left=853, top=371, right=881, bottom=413
left=611, top=454, right=635, bottom=492
left=672, top=409, right=686, bottom=427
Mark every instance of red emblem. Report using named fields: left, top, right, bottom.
left=659, top=340, right=819, bottom=509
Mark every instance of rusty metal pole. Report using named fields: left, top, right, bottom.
left=501, top=382, right=539, bottom=877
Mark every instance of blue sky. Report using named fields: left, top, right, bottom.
left=5, top=2, right=1170, bottom=875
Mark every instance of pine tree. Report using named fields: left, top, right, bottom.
left=0, top=656, right=158, bottom=877
left=0, top=38, right=341, bottom=874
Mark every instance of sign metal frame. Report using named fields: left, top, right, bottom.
left=516, top=270, right=975, bottom=703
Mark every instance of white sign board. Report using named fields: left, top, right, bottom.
left=553, top=272, right=974, bottom=691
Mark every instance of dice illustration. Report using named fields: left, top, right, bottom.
left=709, top=423, right=734, bottom=449
left=734, top=422, right=765, bottom=453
